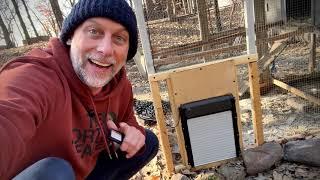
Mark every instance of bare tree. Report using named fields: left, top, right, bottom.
left=197, top=0, right=209, bottom=41
left=27, top=4, right=52, bottom=37
left=36, top=1, right=59, bottom=36
left=167, top=0, right=175, bottom=20
left=212, top=0, right=222, bottom=32
left=0, top=14, right=15, bottom=48
left=20, top=0, right=39, bottom=37
left=60, top=0, right=76, bottom=19
left=10, top=0, right=31, bottom=44
left=48, top=0, right=63, bottom=31
left=2, top=0, right=24, bottom=40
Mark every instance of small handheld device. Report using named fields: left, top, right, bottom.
left=108, top=129, right=123, bottom=144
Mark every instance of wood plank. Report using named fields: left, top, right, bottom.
left=150, top=54, right=256, bottom=77
left=261, top=26, right=313, bottom=43
left=238, top=41, right=287, bottom=96
left=248, top=61, right=264, bottom=146
left=233, top=54, right=258, bottom=65
left=149, top=81, right=175, bottom=175
left=148, top=71, right=170, bottom=82
left=272, top=78, right=320, bottom=106
left=166, top=78, right=189, bottom=166
left=259, top=40, right=288, bottom=71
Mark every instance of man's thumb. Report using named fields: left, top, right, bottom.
left=107, top=120, right=118, bottom=130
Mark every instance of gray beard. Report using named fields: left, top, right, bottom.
left=69, top=53, right=112, bottom=88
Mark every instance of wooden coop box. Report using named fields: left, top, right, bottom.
left=148, top=55, right=264, bottom=176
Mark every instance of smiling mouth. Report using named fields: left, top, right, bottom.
left=88, top=58, right=113, bottom=68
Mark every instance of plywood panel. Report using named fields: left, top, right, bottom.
left=169, top=60, right=238, bottom=105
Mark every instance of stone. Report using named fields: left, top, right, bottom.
left=217, top=163, right=246, bottom=180
left=283, top=139, right=320, bottom=167
left=243, top=142, right=283, bottom=175
left=194, top=172, right=224, bottom=180
left=171, top=173, right=190, bottom=180
left=273, top=171, right=283, bottom=180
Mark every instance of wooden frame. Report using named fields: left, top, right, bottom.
left=149, top=54, right=264, bottom=176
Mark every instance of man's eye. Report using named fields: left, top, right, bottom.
left=114, top=36, right=126, bottom=44
left=89, top=28, right=98, bottom=35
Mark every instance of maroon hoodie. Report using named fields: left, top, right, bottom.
left=0, top=38, right=145, bottom=179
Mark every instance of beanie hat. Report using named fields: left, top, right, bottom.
left=60, top=0, right=138, bottom=61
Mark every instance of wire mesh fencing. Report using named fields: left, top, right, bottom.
left=141, top=0, right=320, bottom=147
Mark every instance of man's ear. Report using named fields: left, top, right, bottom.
left=66, top=39, right=72, bottom=45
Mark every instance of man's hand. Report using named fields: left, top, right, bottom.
left=107, top=120, right=145, bottom=158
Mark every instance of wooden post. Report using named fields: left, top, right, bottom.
left=254, top=0, right=268, bottom=58
left=149, top=81, right=175, bottom=175
left=309, top=33, right=316, bottom=73
left=309, top=0, right=316, bottom=73
left=254, top=0, right=271, bottom=86
left=133, top=47, right=147, bottom=78
left=244, top=0, right=257, bottom=54
left=248, top=61, right=264, bottom=145
left=133, top=0, right=155, bottom=74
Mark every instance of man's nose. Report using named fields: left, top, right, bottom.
left=96, top=36, right=113, bottom=56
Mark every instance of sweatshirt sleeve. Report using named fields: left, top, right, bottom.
left=0, top=61, right=57, bottom=176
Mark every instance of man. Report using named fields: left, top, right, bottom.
left=0, top=0, right=159, bottom=179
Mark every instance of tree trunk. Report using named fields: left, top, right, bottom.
left=213, top=0, right=222, bottom=32
left=145, top=0, right=157, bottom=20
left=197, top=0, right=209, bottom=41
left=28, top=5, right=53, bottom=37
left=0, top=14, right=15, bottom=48
left=167, top=0, right=175, bottom=20
left=254, top=0, right=270, bottom=84
left=21, top=0, right=39, bottom=37
left=10, top=0, right=31, bottom=44
left=254, top=0, right=268, bottom=59
left=2, top=0, right=24, bottom=38
left=48, top=0, right=64, bottom=31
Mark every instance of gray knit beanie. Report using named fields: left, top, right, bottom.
left=60, top=0, right=138, bottom=61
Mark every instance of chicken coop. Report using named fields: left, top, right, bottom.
left=132, top=0, right=320, bottom=176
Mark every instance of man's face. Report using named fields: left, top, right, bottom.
left=69, top=17, right=129, bottom=95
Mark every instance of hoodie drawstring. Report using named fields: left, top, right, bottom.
left=89, top=96, right=113, bottom=159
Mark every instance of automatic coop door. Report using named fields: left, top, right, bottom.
left=179, top=94, right=241, bottom=167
